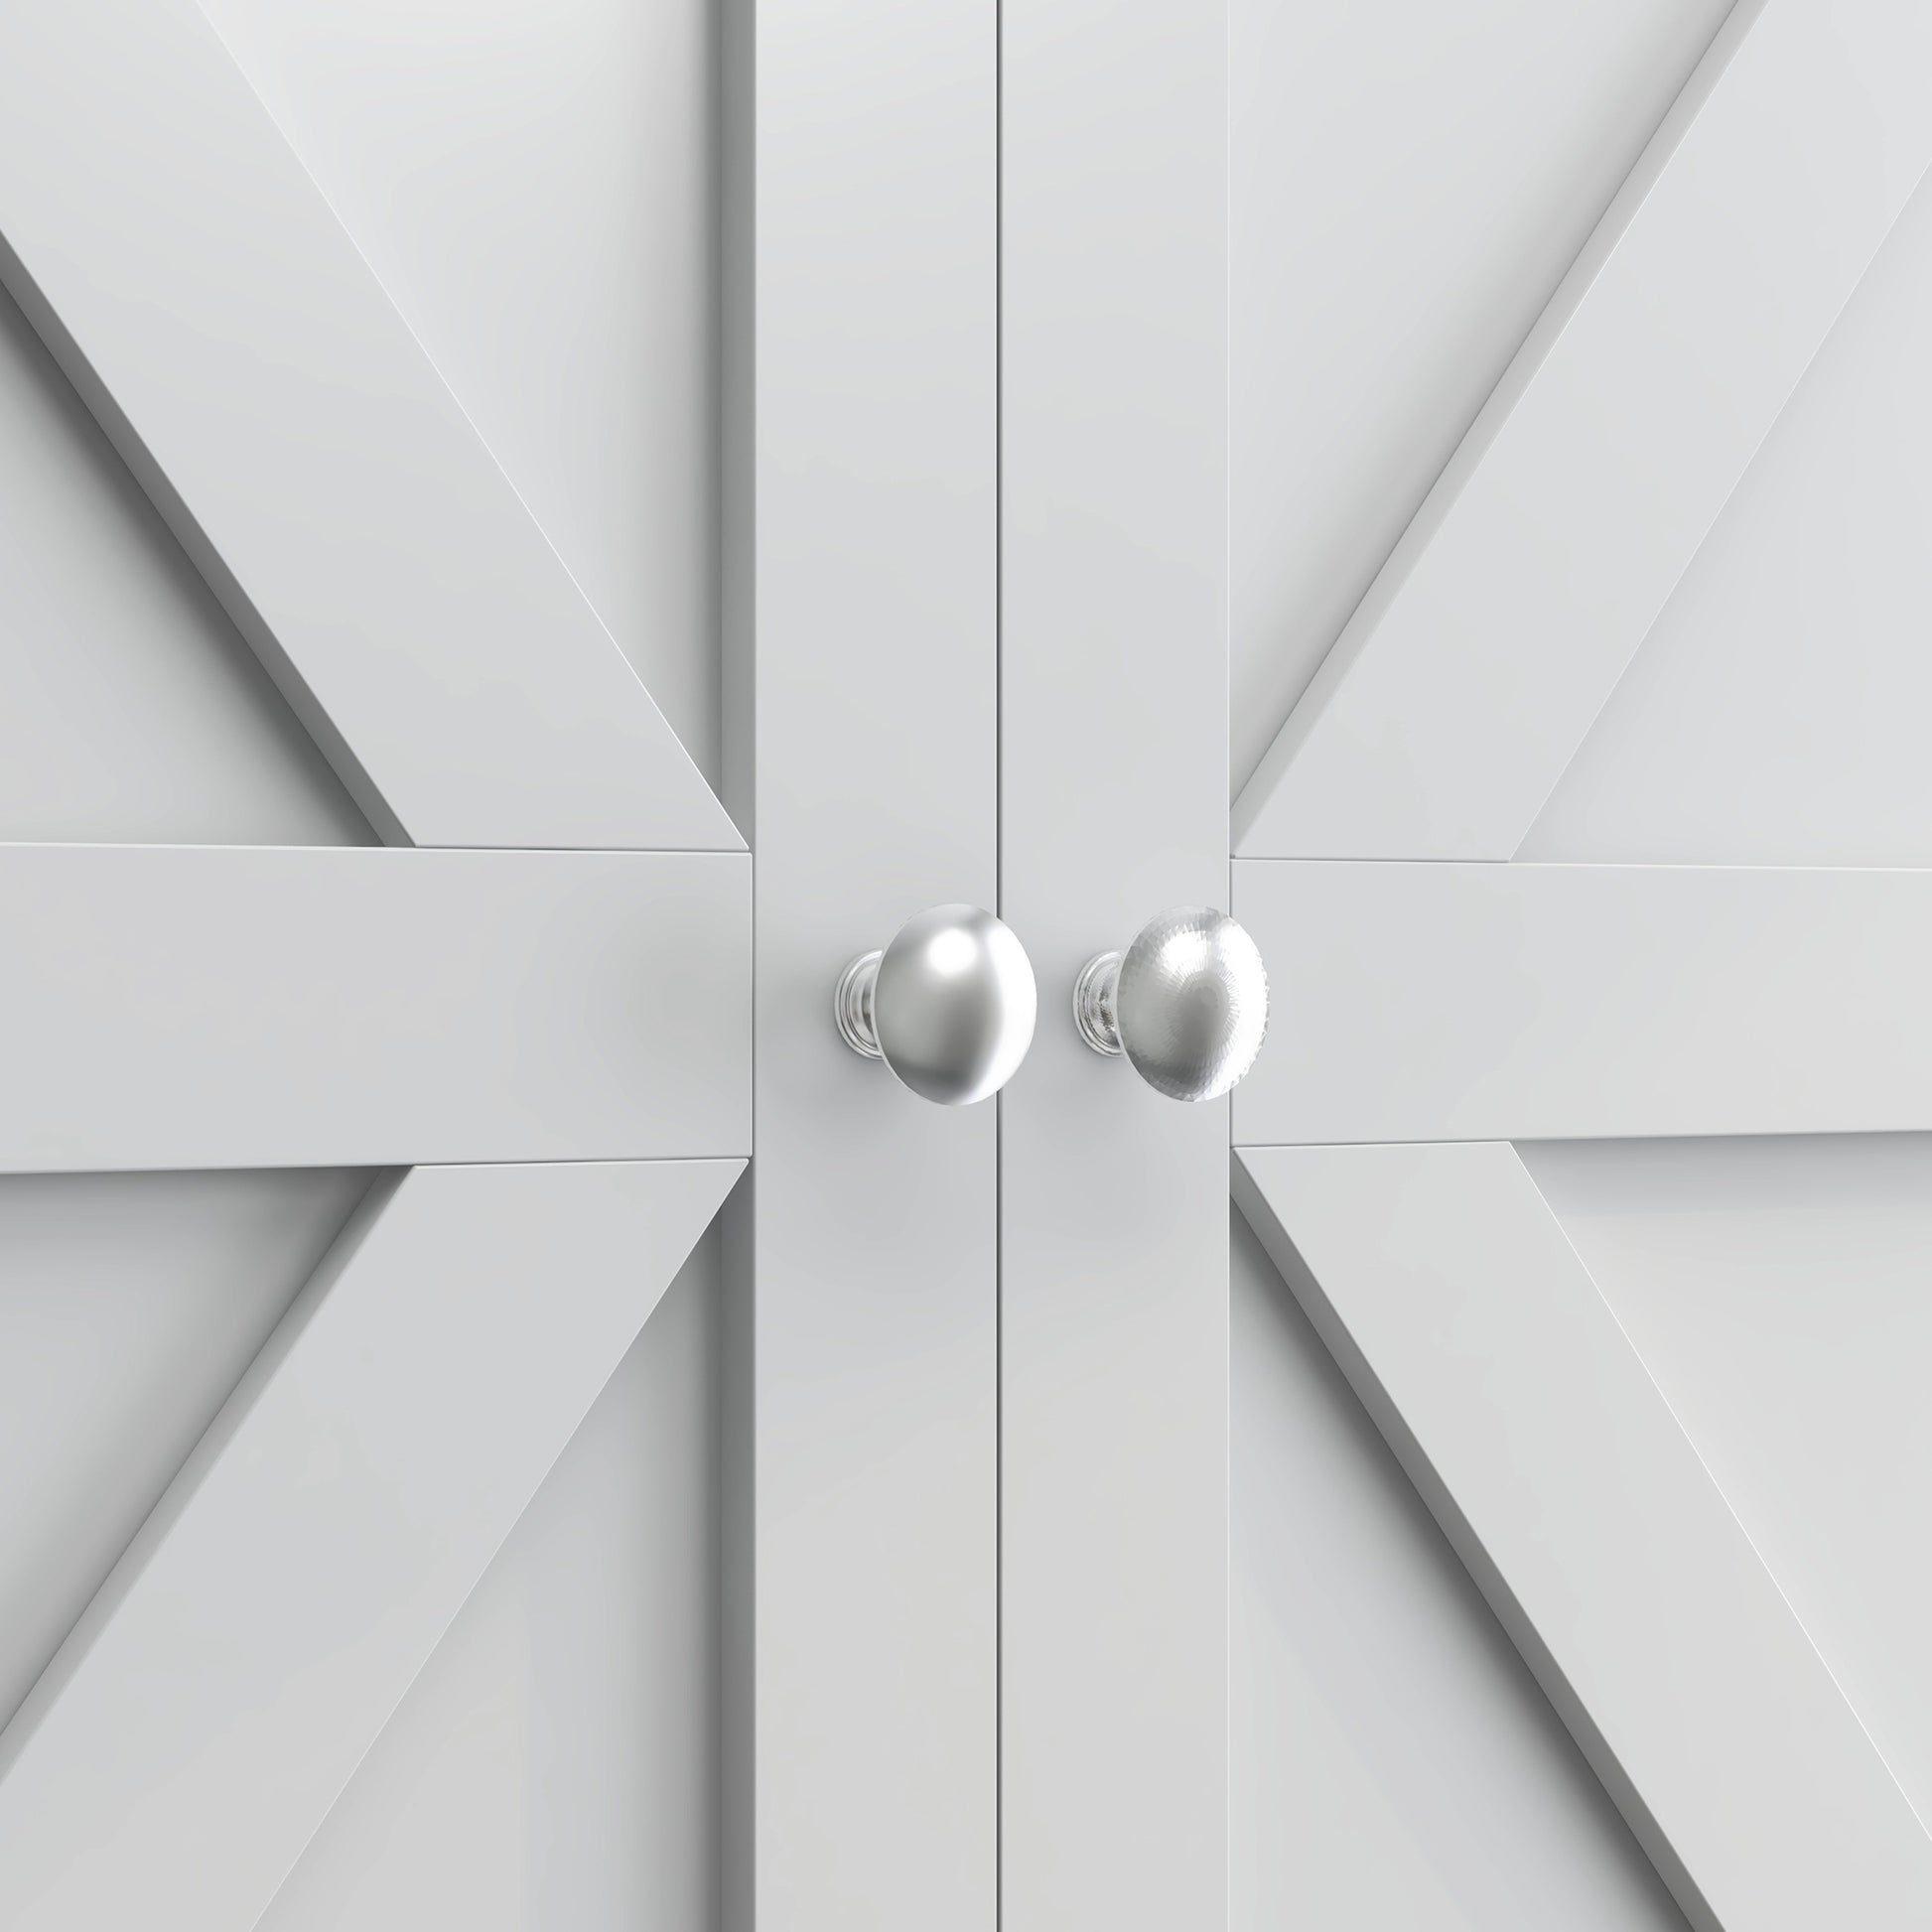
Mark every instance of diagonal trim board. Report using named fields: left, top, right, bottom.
left=1233, top=1142, right=1932, bottom=1932
left=0, top=845, right=749, bottom=1172
left=1234, top=860, right=1932, bottom=1147
left=1234, top=0, right=1932, bottom=861
left=0, top=1157, right=741, bottom=1932
left=0, top=0, right=737, bottom=853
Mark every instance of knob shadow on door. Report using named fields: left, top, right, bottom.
left=1074, top=906, right=1268, bottom=1101
left=835, top=904, right=1037, bottom=1106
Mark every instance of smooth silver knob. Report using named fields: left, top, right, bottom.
left=836, top=904, right=1037, bottom=1106
left=1074, top=906, right=1268, bottom=1102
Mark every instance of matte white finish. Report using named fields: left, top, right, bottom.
left=1526, top=1135, right=1932, bottom=1835
left=261, top=1233, right=725, bottom=1932
left=0, top=845, right=748, bottom=1172
left=720, top=0, right=997, bottom=1923
left=31, top=0, right=1932, bottom=1918
left=999, top=1, right=1228, bottom=1926
left=1231, top=0, right=1733, bottom=796
left=0, top=1171, right=370, bottom=1734
left=1234, top=0, right=1932, bottom=860
left=1524, top=168, right=1932, bottom=868
left=200, top=0, right=727, bottom=791
left=0, top=0, right=735, bottom=852
left=1236, top=860, right=1932, bottom=1145
left=0, top=1158, right=740, bottom=1932
left=1231, top=1211, right=1685, bottom=1932
left=0, top=290, right=370, bottom=847
left=1234, top=1143, right=1932, bottom=1932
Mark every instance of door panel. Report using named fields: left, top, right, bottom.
left=1526, top=1137, right=1932, bottom=1838
left=1522, top=166, right=1932, bottom=865
left=0, top=287, right=370, bottom=846
left=1463, top=96, right=1932, bottom=1871
left=0, top=0, right=732, bottom=853
left=1230, top=1, right=1932, bottom=1926
left=0, top=0, right=752, bottom=1921
left=1236, top=1142, right=1932, bottom=1930
left=1230, top=0, right=1737, bottom=792
left=198, top=0, right=724, bottom=790
left=0, top=1161, right=738, bottom=1931
left=0, top=1171, right=372, bottom=1734
left=259, top=1231, right=724, bottom=1932
left=1232, top=1213, right=1687, bottom=1932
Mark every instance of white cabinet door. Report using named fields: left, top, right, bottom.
left=1208, top=1, right=1932, bottom=1928
left=11, top=2, right=1927, bottom=1928
left=0, top=2, right=994, bottom=1928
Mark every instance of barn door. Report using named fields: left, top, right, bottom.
left=0, top=1, right=996, bottom=1928
left=997, top=0, right=1932, bottom=1928
left=1222, top=0, right=1932, bottom=1928
left=13, top=1, right=1927, bottom=1928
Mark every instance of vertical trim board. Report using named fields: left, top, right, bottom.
left=722, top=1, right=1000, bottom=1925
left=999, top=1, right=1231, bottom=1927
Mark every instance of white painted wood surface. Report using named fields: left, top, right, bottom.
left=1525, top=1136, right=1932, bottom=1842
left=1234, top=0, right=1932, bottom=861
left=0, top=846, right=747, bottom=1171
left=257, top=1232, right=727, bottom=1932
left=22, top=0, right=1932, bottom=1920
left=0, top=1172, right=370, bottom=1736
left=0, top=0, right=734, bottom=852
left=720, top=1, right=998, bottom=1924
left=1236, top=860, right=1932, bottom=1146
left=1230, top=1207, right=1685, bottom=1931
left=1234, top=1142, right=1932, bottom=1932
left=0, top=1158, right=740, bottom=1932
left=0, top=288, right=372, bottom=848
left=1230, top=0, right=1733, bottom=799
left=999, top=2, right=1228, bottom=1926
left=1521, top=164, right=1932, bottom=870
left=199, top=0, right=727, bottom=795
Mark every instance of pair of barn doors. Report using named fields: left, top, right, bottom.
left=3, top=0, right=1932, bottom=1926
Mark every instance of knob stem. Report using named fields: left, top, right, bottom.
left=1072, top=950, right=1125, bottom=1057
left=835, top=950, right=884, bottom=1060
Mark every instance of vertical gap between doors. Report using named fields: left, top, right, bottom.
left=993, top=0, right=1004, bottom=1923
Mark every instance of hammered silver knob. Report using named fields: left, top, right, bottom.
left=1073, top=907, right=1268, bottom=1102
left=835, top=904, right=1037, bottom=1105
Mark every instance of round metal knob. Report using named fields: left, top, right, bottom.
left=1073, top=907, right=1268, bottom=1101
left=835, top=904, right=1037, bottom=1105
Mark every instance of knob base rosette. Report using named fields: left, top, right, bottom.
left=834, top=950, right=887, bottom=1059
left=1072, top=949, right=1125, bottom=1056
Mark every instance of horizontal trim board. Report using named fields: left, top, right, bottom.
left=0, top=0, right=737, bottom=851
left=1234, top=1143, right=1932, bottom=1932
left=1236, top=860, right=1932, bottom=1144
left=0, top=845, right=748, bottom=1171
left=1234, top=0, right=1932, bottom=859
left=0, top=1157, right=741, bottom=1932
